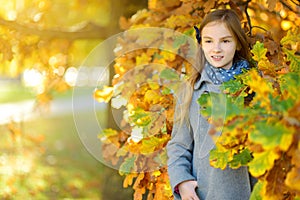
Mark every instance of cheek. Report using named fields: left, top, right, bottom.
left=201, top=44, right=212, bottom=54
left=227, top=44, right=237, bottom=55
left=202, top=48, right=210, bottom=58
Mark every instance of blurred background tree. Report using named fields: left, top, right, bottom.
left=0, top=0, right=147, bottom=199
left=0, top=0, right=147, bottom=101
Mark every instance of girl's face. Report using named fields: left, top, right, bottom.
left=201, top=21, right=238, bottom=69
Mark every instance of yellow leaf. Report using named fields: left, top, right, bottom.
left=244, top=69, right=274, bottom=110
left=257, top=60, right=277, bottom=77
left=160, top=51, right=176, bottom=62
left=152, top=170, right=161, bottom=177
left=148, top=81, right=160, bottom=90
left=136, top=53, right=151, bottom=66
left=144, top=90, right=161, bottom=104
left=141, top=136, right=169, bottom=154
left=164, top=14, right=196, bottom=29
left=94, top=86, right=114, bottom=103
left=149, top=0, right=181, bottom=11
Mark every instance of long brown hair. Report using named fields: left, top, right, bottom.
left=178, top=9, right=251, bottom=125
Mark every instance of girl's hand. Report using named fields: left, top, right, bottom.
left=178, top=180, right=200, bottom=200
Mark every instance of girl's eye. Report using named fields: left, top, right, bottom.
left=223, top=40, right=231, bottom=43
left=204, top=40, right=212, bottom=43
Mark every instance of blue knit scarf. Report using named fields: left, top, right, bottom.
left=205, top=60, right=250, bottom=84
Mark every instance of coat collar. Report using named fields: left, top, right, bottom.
left=193, top=65, right=214, bottom=90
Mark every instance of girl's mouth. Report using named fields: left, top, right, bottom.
left=211, top=55, right=223, bottom=61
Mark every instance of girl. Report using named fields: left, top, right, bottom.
left=167, top=9, right=256, bottom=200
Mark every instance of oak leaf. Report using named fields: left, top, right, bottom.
left=123, top=173, right=138, bottom=188
left=209, top=148, right=231, bottom=170
left=119, top=156, right=137, bottom=175
left=249, top=121, right=293, bottom=151
left=263, top=156, right=293, bottom=200
left=251, top=41, right=268, bottom=62
left=248, top=150, right=280, bottom=177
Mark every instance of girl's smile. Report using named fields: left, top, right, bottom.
left=201, top=21, right=238, bottom=70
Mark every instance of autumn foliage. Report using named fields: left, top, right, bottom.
left=94, top=0, right=300, bottom=200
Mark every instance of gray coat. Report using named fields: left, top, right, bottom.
left=166, top=68, right=255, bottom=200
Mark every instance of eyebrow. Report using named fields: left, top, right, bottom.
left=202, top=36, right=233, bottom=39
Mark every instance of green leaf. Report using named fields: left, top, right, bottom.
left=250, top=121, right=293, bottom=151
left=119, top=156, right=136, bottom=175
left=129, top=107, right=152, bottom=126
left=280, top=28, right=300, bottom=46
left=209, top=149, right=231, bottom=170
left=117, top=145, right=129, bottom=157
left=198, top=92, right=213, bottom=117
left=160, top=68, right=180, bottom=81
left=251, top=41, right=267, bottom=62
left=282, top=48, right=300, bottom=72
left=154, top=149, right=168, bottom=166
left=153, top=52, right=163, bottom=60
left=280, top=72, right=300, bottom=99
left=222, top=78, right=247, bottom=94
left=161, top=87, right=171, bottom=95
left=198, top=91, right=252, bottom=123
left=269, top=95, right=294, bottom=113
left=173, top=35, right=187, bottom=49
left=250, top=181, right=263, bottom=200
left=183, top=27, right=195, bottom=36
left=229, top=148, right=253, bottom=168
left=248, top=149, right=280, bottom=177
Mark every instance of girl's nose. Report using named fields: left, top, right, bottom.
left=212, top=42, right=221, bottom=52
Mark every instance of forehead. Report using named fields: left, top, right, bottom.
left=201, top=21, right=233, bottom=38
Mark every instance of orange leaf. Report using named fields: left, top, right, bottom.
left=123, top=173, right=138, bottom=188
left=285, top=167, right=300, bottom=191
left=266, top=0, right=277, bottom=11
left=203, top=0, right=217, bottom=13
left=133, top=173, right=145, bottom=189
left=133, top=187, right=146, bottom=200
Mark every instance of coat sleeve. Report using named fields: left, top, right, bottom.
left=166, top=97, right=196, bottom=196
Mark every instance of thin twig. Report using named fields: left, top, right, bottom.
left=290, top=0, right=300, bottom=7
left=251, top=26, right=269, bottom=32
left=244, top=0, right=253, bottom=36
left=280, top=0, right=299, bottom=13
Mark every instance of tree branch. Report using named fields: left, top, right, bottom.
left=0, top=18, right=111, bottom=40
